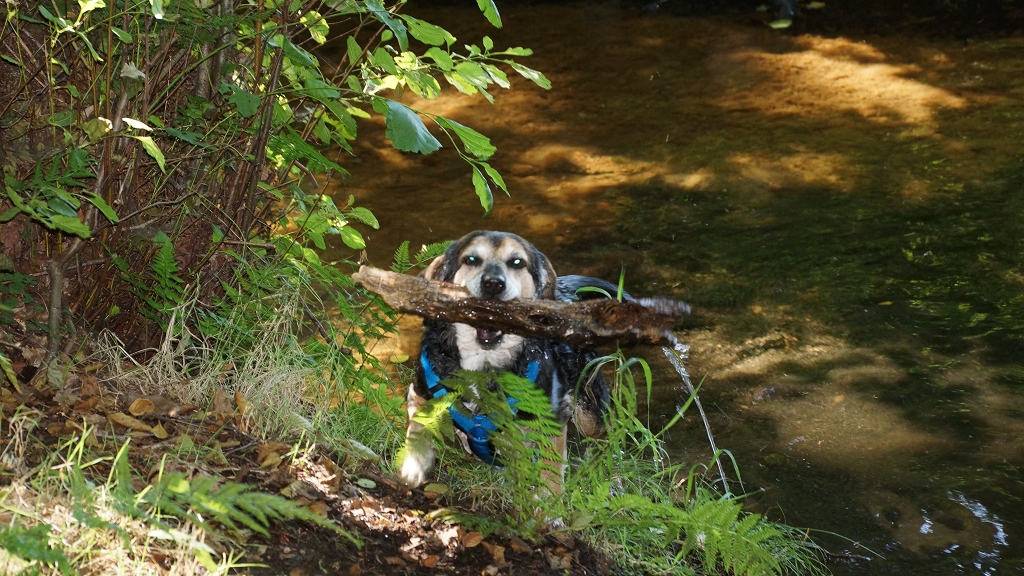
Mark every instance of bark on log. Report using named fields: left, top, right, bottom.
left=352, top=266, right=689, bottom=348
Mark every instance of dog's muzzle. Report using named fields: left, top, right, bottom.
left=475, top=328, right=504, bottom=348
left=479, top=268, right=506, bottom=300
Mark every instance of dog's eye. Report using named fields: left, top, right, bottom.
left=462, top=255, right=481, bottom=266
left=508, top=257, right=526, bottom=269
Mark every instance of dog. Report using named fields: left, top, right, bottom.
left=399, top=230, right=630, bottom=488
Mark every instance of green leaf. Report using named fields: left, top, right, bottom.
left=482, top=64, right=510, bottom=88
left=77, top=0, right=105, bottom=15
left=475, top=0, right=502, bottom=28
left=500, top=46, right=533, bottom=56
left=340, top=226, right=365, bottom=249
left=403, top=69, right=441, bottom=99
left=0, top=350, right=17, bottom=388
left=372, top=47, right=398, bottom=75
left=345, top=35, right=362, bottom=66
left=435, top=118, right=494, bottom=160
left=313, top=118, right=330, bottom=144
left=122, top=117, right=152, bottom=131
left=454, top=61, right=490, bottom=90
left=111, top=26, right=132, bottom=42
left=471, top=166, right=493, bottom=215
left=299, top=10, right=329, bottom=44
left=424, top=47, right=453, bottom=71
left=133, top=135, right=166, bottom=173
left=0, top=54, right=21, bottom=67
left=87, top=192, right=119, bottom=223
left=348, top=206, right=379, bottom=229
left=480, top=161, right=508, bottom=195
left=483, top=36, right=493, bottom=51
left=364, top=0, right=408, bottom=51
left=165, top=127, right=206, bottom=147
left=50, top=215, right=91, bottom=237
left=223, top=83, right=261, bottom=117
left=377, top=100, right=441, bottom=154
left=150, top=0, right=164, bottom=19
left=81, top=117, right=112, bottom=141
left=271, top=34, right=316, bottom=67
left=398, top=14, right=455, bottom=46
left=444, top=71, right=478, bottom=96
left=508, top=62, right=551, bottom=89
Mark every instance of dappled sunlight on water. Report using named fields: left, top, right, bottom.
left=715, top=35, right=967, bottom=127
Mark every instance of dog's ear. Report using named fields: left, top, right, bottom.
left=537, top=253, right=558, bottom=300
left=422, top=255, right=446, bottom=281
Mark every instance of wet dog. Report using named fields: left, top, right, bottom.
left=399, top=230, right=623, bottom=488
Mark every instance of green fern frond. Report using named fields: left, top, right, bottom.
left=413, top=241, right=451, bottom=267
left=679, top=490, right=783, bottom=576
left=391, top=241, right=412, bottom=273
left=144, top=472, right=359, bottom=546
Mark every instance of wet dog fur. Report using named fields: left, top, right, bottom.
left=399, top=231, right=615, bottom=488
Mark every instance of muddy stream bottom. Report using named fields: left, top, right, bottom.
left=321, top=3, right=1024, bottom=573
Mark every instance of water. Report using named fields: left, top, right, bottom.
left=321, top=3, right=1024, bottom=573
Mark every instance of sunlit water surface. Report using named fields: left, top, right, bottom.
left=321, top=4, right=1024, bottom=573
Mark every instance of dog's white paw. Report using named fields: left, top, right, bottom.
left=399, top=446, right=434, bottom=487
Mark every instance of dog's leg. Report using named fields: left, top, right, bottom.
left=538, top=424, right=568, bottom=497
left=399, top=389, right=435, bottom=487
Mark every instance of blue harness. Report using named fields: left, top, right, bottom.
left=420, top=348, right=539, bottom=464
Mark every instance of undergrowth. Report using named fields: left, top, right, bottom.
left=411, top=351, right=830, bottom=575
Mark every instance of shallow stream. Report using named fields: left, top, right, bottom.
left=323, top=4, right=1024, bottom=573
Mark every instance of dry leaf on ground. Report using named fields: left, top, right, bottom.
left=107, top=412, right=152, bottom=432
left=462, top=532, right=484, bottom=548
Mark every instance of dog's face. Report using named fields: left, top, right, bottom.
left=424, top=231, right=557, bottom=301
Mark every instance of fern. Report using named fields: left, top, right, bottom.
left=391, top=241, right=412, bottom=273
left=414, top=241, right=451, bottom=266
left=148, top=232, right=185, bottom=311
left=391, top=240, right=451, bottom=274
left=679, top=490, right=783, bottom=576
left=144, top=472, right=359, bottom=545
left=0, top=524, right=73, bottom=575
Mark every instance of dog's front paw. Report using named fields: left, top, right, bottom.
left=399, top=447, right=434, bottom=487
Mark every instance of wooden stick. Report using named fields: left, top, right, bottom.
left=352, top=266, right=689, bottom=348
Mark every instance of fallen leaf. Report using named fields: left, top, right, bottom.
left=257, top=441, right=290, bottom=463
left=482, top=566, right=499, bottom=576
left=211, top=387, right=234, bottom=416
left=508, top=536, right=531, bottom=554
left=348, top=564, right=362, bottom=576
left=288, top=568, right=308, bottom=576
left=79, top=374, right=99, bottom=397
left=108, top=412, right=152, bottom=432
left=205, top=443, right=229, bottom=466
left=73, top=396, right=99, bottom=411
left=420, top=555, right=438, bottom=567
left=152, top=422, right=169, bottom=439
left=423, top=483, right=448, bottom=499
left=260, top=452, right=283, bottom=469
left=482, top=542, right=505, bottom=564
left=308, top=500, right=328, bottom=517
left=462, top=532, right=484, bottom=548
left=234, top=389, right=250, bottom=414
left=175, top=434, right=195, bottom=451
left=384, top=557, right=405, bottom=566
left=20, top=346, right=45, bottom=365
left=129, top=398, right=156, bottom=416
left=355, top=478, right=376, bottom=489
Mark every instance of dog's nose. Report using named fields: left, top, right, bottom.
left=480, top=275, right=506, bottom=298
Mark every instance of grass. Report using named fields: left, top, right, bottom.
left=1, top=248, right=829, bottom=575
